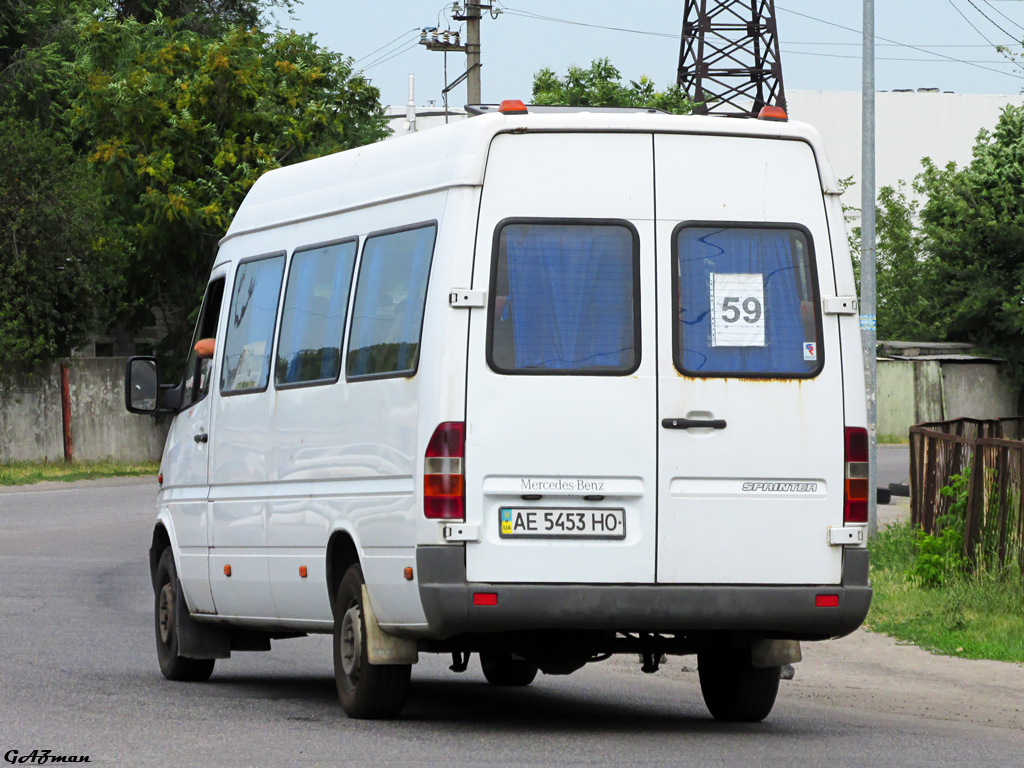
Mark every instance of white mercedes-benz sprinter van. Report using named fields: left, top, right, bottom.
left=127, top=102, right=871, bottom=722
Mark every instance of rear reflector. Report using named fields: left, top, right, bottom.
left=473, top=592, right=498, bottom=606
left=844, top=427, right=869, bottom=523
left=816, top=594, right=840, bottom=608
left=424, top=422, right=466, bottom=520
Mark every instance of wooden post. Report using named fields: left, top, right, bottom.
left=60, top=361, right=73, bottom=463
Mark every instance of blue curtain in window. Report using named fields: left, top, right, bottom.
left=504, top=224, right=634, bottom=370
left=678, top=227, right=811, bottom=375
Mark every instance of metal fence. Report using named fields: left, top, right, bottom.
left=910, top=417, right=1024, bottom=572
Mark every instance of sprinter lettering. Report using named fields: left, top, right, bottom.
left=741, top=482, right=819, bottom=493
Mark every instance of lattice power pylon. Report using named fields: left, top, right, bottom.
left=677, top=0, right=787, bottom=118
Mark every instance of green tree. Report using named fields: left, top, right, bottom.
left=72, top=15, right=388, bottom=366
left=0, top=110, right=124, bottom=369
left=858, top=103, right=1024, bottom=381
left=914, top=105, right=1024, bottom=374
left=0, top=1, right=98, bottom=127
left=532, top=58, right=692, bottom=114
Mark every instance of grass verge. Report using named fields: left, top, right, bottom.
left=0, top=460, right=159, bottom=486
left=878, top=433, right=909, bottom=445
left=866, top=521, right=1024, bottom=662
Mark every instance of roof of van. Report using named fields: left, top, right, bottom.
left=223, top=111, right=840, bottom=245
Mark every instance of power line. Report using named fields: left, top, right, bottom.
left=494, top=2, right=1024, bottom=82
left=360, top=38, right=422, bottom=73
left=776, top=4, right=1024, bottom=81
left=499, top=5, right=678, bottom=39
left=946, top=0, right=1005, bottom=48
left=787, top=42, right=1002, bottom=49
left=353, top=28, right=420, bottom=64
left=983, top=0, right=1024, bottom=33
left=785, top=49, right=1014, bottom=64
left=967, top=0, right=1022, bottom=39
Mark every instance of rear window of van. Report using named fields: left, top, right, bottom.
left=674, top=224, right=822, bottom=378
left=488, top=220, right=640, bottom=375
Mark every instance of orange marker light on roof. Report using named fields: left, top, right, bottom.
left=758, top=105, right=788, bottom=122
left=499, top=99, right=528, bottom=115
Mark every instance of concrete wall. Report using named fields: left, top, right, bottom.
left=942, top=364, right=1017, bottom=421
left=877, top=359, right=1018, bottom=438
left=0, top=359, right=167, bottom=463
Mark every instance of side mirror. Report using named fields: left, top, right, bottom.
left=125, top=356, right=159, bottom=414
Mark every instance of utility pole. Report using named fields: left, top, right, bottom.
left=462, top=2, right=482, bottom=105
left=862, top=0, right=878, bottom=538
left=421, top=2, right=500, bottom=107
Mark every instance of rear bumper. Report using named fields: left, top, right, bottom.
left=416, top=545, right=871, bottom=641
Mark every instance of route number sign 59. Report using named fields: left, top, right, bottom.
left=710, top=273, right=766, bottom=347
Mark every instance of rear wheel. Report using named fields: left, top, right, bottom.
left=479, top=651, right=539, bottom=686
left=697, top=647, right=780, bottom=722
left=333, top=564, right=411, bottom=719
left=154, top=549, right=215, bottom=682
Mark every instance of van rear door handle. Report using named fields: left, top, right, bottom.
left=662, top=418, right=727, bottom=430
left=194, top=433, right=209, bottom=443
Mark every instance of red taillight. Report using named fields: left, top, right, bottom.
left=816, top=594, right=839, bottom=608
left=424, top=422, right=465, bottom=520
left=844, top=427, right=869, bottom=523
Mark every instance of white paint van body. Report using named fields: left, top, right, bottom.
left=149, top=109, right=870, bottom=651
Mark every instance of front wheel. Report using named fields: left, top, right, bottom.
left=154, top=549, right=215, bottom=682
left=697, top=647, right=780, bottom=722
left=479, top=651, right=539, bottom=687
left=333, top=564, right=411, bottom=719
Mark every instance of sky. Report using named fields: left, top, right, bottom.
left=272, top=1, right=1024, bottom=109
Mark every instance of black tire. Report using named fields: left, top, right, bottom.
left=697, top=648, right=780, bottom=722
left=479, top=651, right=539, bottom=687
left=877, top=487, right=892, bottom=505
left=154, top=549, right=215, bottom=682
left=333, top=564, right=411, bottom=719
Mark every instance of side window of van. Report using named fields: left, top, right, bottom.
left=180, top=277, right=226, bottom=409
left=346, top=223, right=437, bottom=380
left=220, top=253, right=286, bottom=394
left=488, top=220, right=640, bottom=374
left=275, top=239, right=357, bottom=387
left=674, top=224, right=822, bottom=378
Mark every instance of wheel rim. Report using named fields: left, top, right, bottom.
left=340, top=602, right=362, bottom=682
left=158, top=582, right=174, bottom=645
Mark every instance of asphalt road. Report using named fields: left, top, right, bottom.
left=878, top=444, right=910, bottom=490
left=2, top=478, right=1021, bottom=768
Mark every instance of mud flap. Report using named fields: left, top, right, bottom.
left=751, top=639, right=802, bottom=668
left=362, top=585, right=419, bottom=665
left=176, top=581, right=230, bottom=660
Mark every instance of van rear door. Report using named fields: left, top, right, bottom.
left=654, top=133, right=845, bottom=585
left=464, top=132, right=657, bottom=584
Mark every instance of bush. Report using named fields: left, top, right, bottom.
left=909, top=472, right=967, bottom=587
